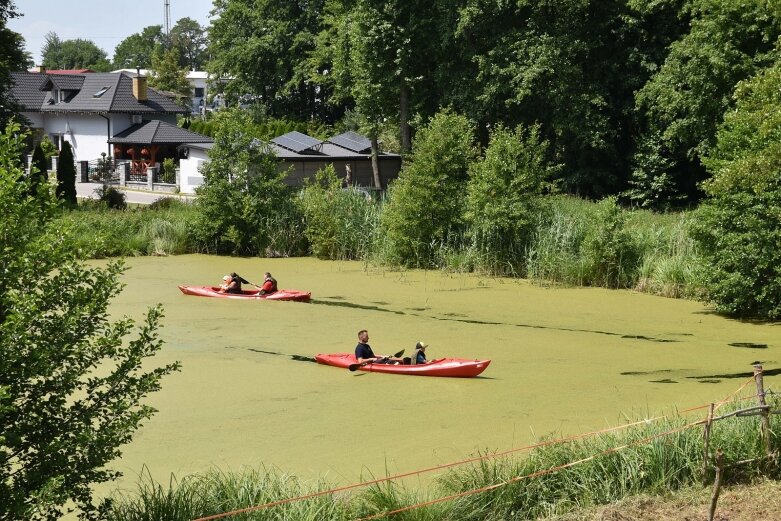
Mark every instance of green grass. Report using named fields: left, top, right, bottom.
left=105, top=397, right=779, bottom=520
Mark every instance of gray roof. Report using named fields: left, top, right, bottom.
left=109, top=120, right=214, bottom=144
left=10, top=71, right=187, bottom=114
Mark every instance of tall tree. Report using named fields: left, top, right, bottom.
left=208, top=0, right=331, bottom=120
left=169, top=17, right=208, bottom=70
left=148, top=48, right=192, bottom=106
left=0, top=121, right=179, bottom=519
left=41, top=31, right=110, bottom=70
left=55, top=140, right=76, bottom=205
left=0, top=1, right=30, bottom=126
left=632, top=0, right=781, bottom=206
left=693, top=57, right=781, bottom=318
left=112, top=25, right=165, bottom=69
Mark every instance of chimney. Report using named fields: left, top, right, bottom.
left=31, top=65, right=46, bottom=73
left=132, top=67, right=147, bottom=101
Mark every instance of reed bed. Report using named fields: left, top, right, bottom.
left=106, top=397, right=779, bottom=520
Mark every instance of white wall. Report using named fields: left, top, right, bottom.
left=178, top=147, right=209, bottom=194
left=23, top=112, right=178, bottom=163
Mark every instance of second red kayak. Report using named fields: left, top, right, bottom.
left=178, top=285, right=311, bottom=302
left=315, top=353, right=490, bottom=378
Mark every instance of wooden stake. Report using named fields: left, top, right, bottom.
left=708, top=449, right=724, bottom=521
left=702, top=403, right=715, bottom=486
left=753, top=364, right=771, bottom=459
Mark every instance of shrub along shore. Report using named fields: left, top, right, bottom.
left=62, top=192, right=700, bottom=300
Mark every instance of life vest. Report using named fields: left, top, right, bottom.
left=264, top=276, right=278, bottom=293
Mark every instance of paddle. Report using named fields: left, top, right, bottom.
left=348, top=349, right=405, bottom=372
left=235, top=273, right=268, bottom=293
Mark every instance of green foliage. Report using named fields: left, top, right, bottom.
left=55, top=140, right=76, bottom=205
left=29, top=142, right=48, bottom=194
left=161, top=158, right=176, bottom=184
left=57, top=200, right=196, bottom=258
left=693, top=59, right=781, bottom=318
left=465, top=124, right=558, bottom=275
left=633, top=0, right=781, bottom=204
left=112, top=25, right=165, bottom=69
left=298, top=164, right=379, bottom=260
left=0, top=5, right=30, bottom=126
left=169, top=17, right=208, bottom=71
left=192, top=109, right=307, bottom=256
left=41, top=31, right=111, bottom=70
left=96, top=185, right=127, bottom=210
left=580, top=196, right=642, bottom=288
left=38, top=135, right=57, bottom=158
left=148, top=49, right=192, bottom=106
left=378, top=110, right=478, bottom=267
left=0, top=122, right=179, bottom=519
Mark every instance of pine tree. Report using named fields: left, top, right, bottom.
left=29, top=142, right=48, bottom=195
left=55, top=140, right=77, bottom=205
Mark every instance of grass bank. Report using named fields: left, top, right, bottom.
left=105, top=396, right=779, bottom=520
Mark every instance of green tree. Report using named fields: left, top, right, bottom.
left=192, top=108, right=297, bottom=255
left=112, top=25, right=165, bottom=69
left=0, top=121, right=179, bottom=519
left=692, top=58, right=781, bottom=318
left=465, top=124, right=559, bottom=274
left=169, top=17, right=208, bottom=70
left=148, top=48, right=192, bottom=106
left=0, top=2, right=32, bottom=126
left=55, top=140, right=76, bottom=205
left=208, top=0, right=332, bottom=120
left=379, top=110, right=478, bottom=267
left=29, top=142, right=48, bottom=195
left=41, top=31, right=110, bottom=70
left=633, top=0, right=781, bottom=205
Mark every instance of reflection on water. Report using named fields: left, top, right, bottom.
left=99, top=254, right=779, bottom=497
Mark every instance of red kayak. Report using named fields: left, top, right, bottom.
left=315, top=353, right=490, bottom=378
left=178, top=285, right=311, bottom=302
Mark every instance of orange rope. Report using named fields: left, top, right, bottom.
left=356, top=419, right=706, bottom=521
left=192, top=378, right=759, bottom=521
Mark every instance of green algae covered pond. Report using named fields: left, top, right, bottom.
left=103, top=254, right=779, bottom=495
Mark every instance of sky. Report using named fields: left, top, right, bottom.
left=8, top=0, right=215, bottom=65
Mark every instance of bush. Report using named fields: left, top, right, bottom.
left=465, top=124, right=559, bottom=275
left=693, top=60, right=781, bottom=319
left=580, top=196, right=642, bottom=288
left=298, top=164, right=380, bottom=260
left=96, top=185, right=127, bottom=210
left=378, top=110, right=478, bottom=267
left=55, top=140, right=77, bottom=205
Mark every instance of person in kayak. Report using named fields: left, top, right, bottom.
left=219, top=273, right=242, bottom=294
left=411, top=341, right=429, bottom=364
left=258, top=272, right=278, bottom=295
left=355, top=330, right=403, bottom=365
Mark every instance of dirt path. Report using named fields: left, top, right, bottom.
left=548, top=480, right=781, bottom=520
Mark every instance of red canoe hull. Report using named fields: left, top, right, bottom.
left=315, top=353, right=490, bottom=378
left=178, top=285, right=311, bottom=302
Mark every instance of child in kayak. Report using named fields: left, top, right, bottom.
left=219, top=273, right=242, bottom=294
left=411, top=341, right=429, bottom=364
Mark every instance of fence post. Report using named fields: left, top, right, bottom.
left=119, top=162, right=128, bottom=187
left=707, top=449, right=724, bottom=521
left=753, top=364, right=771, bottom=459
left=702, top=403, right=715, bottom=486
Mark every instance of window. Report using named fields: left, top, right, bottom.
left=49, top=134, right=63, bottom=151
left=93, top=86, right=110, bottom=98
left=194, top=87, right=204, bottom=97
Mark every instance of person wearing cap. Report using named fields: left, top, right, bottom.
left=412, top=341, right=429, bottom=365
left=257, top=272, right=278, bottom=295
left=219, top=273, right=242, bottom=294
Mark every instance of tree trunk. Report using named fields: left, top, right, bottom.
left=370, top=135, right=382, bottom=189
left=400, top=82, right=411, bottom=153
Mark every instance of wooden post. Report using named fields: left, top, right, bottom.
left=702, top=403, right=715, bottom=486
left=708, top=449, right=724, bottom=521
left=753, top=364, right=771, bottom=459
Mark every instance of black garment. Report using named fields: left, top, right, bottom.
left=226, top=275, right=242, bottom=294
left=355, top=342, right=375, bottom=359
